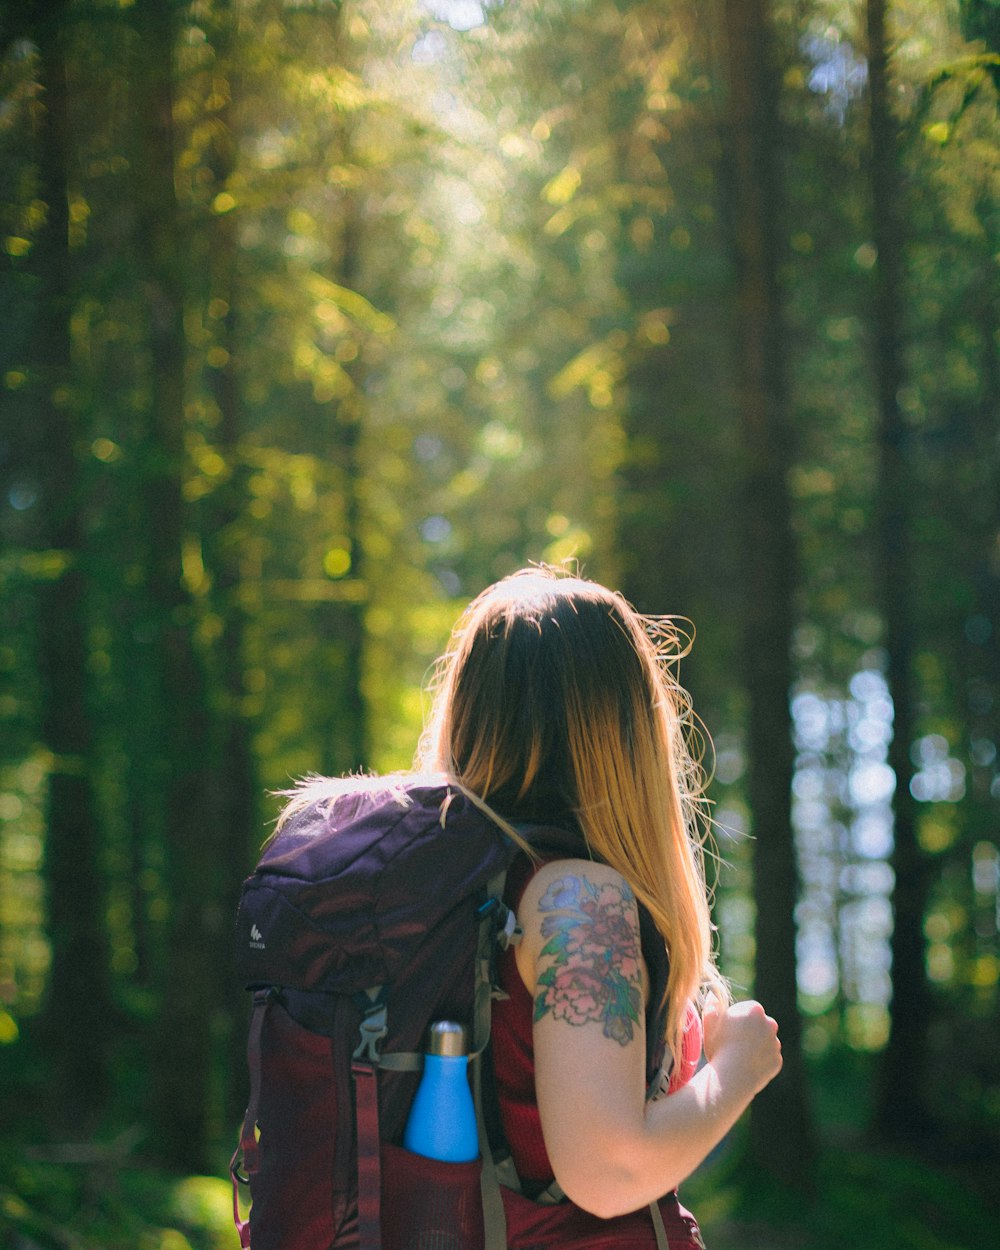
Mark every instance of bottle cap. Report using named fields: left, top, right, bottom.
left=428, top=1020, right=466, bottom=1057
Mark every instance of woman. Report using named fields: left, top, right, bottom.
left=414, top=566, right=783, bottom=1246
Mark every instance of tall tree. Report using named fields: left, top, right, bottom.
left=866, top=0, right=931, bottom=1142
left=195, top=0, right=263, bottom=1122
left=130, top=0, right=221, bottom=1169
left=720, top=0, right=816, bottom=1183
left=612, top=3, right=745, bottom=726
left=314, top=190, right=370, bottom=777
left=25, top=0, right=114, bottom=1123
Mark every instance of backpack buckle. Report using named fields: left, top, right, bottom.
left=353, top=998, right=388, bottom=1063
left=478, top=897, right=523, bottom=950
left=498, top=905, right=523, bottom=949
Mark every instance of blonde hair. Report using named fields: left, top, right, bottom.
left=417, top=566, right=728, bottom=1072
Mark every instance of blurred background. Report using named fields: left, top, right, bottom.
left=1, top=0, right=998, bottom=1246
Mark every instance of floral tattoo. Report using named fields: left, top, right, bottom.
left=532, top=874, right=643, bottom=1046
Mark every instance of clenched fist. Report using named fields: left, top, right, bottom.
left=703, top=997, right=783, bottom=1096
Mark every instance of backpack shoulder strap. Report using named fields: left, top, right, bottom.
left=229, top=987, right=276, bottom=1248
left=473, top=867, right=519, bottom=1250
left=351, top=1045, right=383, bottom=1250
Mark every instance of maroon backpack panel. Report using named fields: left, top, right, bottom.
left=232, top=782, right=521, bottom=1249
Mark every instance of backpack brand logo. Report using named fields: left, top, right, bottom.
left=249, top=924, right=266, bottom=950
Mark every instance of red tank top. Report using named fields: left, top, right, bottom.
left=491, top=854, right=703, bottom=1188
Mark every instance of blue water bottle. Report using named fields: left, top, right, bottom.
left=402, top=1021, right=478, bottom=1163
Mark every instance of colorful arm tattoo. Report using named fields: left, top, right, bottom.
left=532, top=874, right=643, bottom=1047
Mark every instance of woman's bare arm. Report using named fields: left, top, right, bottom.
left=515, top=859, right=783, bottom=1218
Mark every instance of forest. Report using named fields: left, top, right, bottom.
left=0, top=0, right=998, bottom=1246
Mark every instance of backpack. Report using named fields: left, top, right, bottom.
left=229, top=779, right=526, bottom=1250
left=229, top=778, right=698, bottom=1250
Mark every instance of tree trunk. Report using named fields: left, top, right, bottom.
left=316, top=185, right=369, bottom=777
left=866, top=0, right=932, bottom=1143
left=131, top=0, right=221, bottom=1170
left=30, top=0, right=114, bottom=1125
left=201, top=0, right=263, bottom=1125
left=721, top=0, right=816, bottom=1184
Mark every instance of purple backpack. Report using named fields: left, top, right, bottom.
left=230, top=778, right=694, bottom=1250
left=230, top=780, right=526, bottom=1250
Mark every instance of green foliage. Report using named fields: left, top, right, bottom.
left=2, top=1127, right=994, bottom=1250
left=687, top=1127, right=999, bottom=1250
left=1, top=0, right=999, bottom=1192
left=0, top=1142, right=234, bottom=1250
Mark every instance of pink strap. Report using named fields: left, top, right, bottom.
left=666, top=1001, right=704, bottom=1095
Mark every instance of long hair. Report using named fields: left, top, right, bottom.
left=417, top=566, right=727, bottom=1070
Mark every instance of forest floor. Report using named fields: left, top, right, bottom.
left=0, top=1137, right=997, bottom=1250
left=1, top=1042, right=996, bottom=1250
left=686, top=1140, right=1000, bottom=1250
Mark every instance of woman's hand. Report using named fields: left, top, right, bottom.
left=703, top=996, right=783, bottom=1098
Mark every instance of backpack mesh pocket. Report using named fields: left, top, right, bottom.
left=381, top=1142, right=484, bottom=1250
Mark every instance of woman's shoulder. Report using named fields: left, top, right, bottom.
left=513, top=856, right=647, bottom=1009
left=516, top=858, right=640, bottom=946
left=521, top=856, right=632, bottom=902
